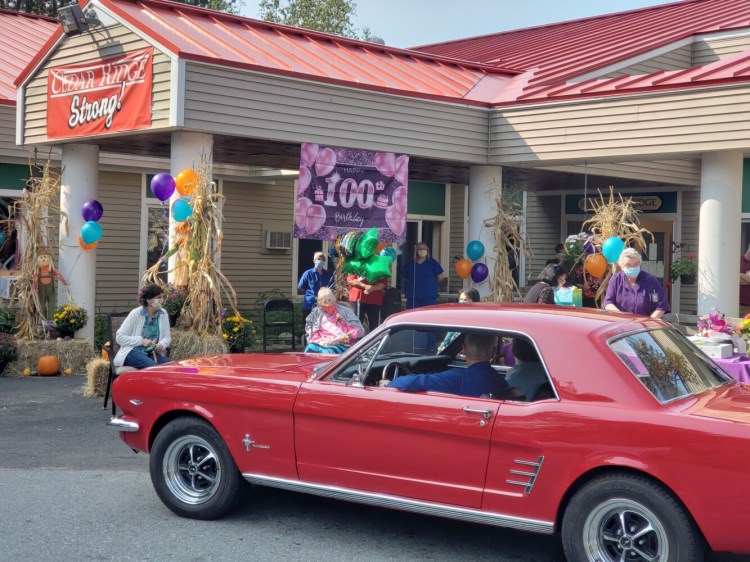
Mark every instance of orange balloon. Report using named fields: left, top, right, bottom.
left=78, top=234, right=98, bottom=250
left=375, top=241, right=388, bottom=254
left=175, top=168, right=199, bottom=196
left=455, top=258, right=472, bottom=279
left=585, top=253, right=607, bottom=278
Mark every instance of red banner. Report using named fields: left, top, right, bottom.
left=46, top=48, right=153, bottom=139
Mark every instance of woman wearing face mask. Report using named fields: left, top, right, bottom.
left=604, top=247, right=669, bottom=318
left=401, top=242, right=444, bottom=310
left=298, top=250, right=335, bottom=320
left=524, top=264, right=566, bottom=305
left=303, top=288, right=364, bottom=354
left=113, top=283, right=172, bottom=369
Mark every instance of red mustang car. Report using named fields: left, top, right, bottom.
left=109, top=304, right=750, bottom=561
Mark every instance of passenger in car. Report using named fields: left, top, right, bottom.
left=505, top=338, right=548, bottom=401
left=384, top=333, right=507, bottom=397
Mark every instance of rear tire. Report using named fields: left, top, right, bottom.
left=149, top=417, right=247, bottom=520
left=561, top=473, right=705, bottom=562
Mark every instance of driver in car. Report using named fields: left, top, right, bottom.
left=383, top=333, right=507, bottom=397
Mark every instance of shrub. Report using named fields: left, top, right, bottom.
left=53, top=304, right=88, bottom=332
left=669, top=254, right=697, bottom=281
left=0, top=332, right=18, bottom=365
left=163, top=284, right=189, bottom=316
left=222, top=314, right=257, bottom=352
left=94, top=314, right=108, bottom=352
left=0, top=308, right=16, bottom=334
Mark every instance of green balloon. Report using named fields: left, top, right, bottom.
left=357, top=227, right=379, bottom=259
left=342, top=258, right=364, bottom=276
left=362, top=254, right=392, bottom=282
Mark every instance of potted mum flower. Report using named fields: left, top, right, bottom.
left=222, top=314, right=257, bottom=353
left=0, top=332, right=18, bottom=374
left=53, top=303, right=88, bottom=338
left=163, top=284, right=189, bottom=327
left=669, top=254, right=697, bottom=284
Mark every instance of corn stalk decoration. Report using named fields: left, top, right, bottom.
left=142, top=159, right=239, bottom=336
left=484, top=180, right=531, bottom=303
left=7, top=160, right=69, bottom=339
left=582, top=187, right=653, bottom=304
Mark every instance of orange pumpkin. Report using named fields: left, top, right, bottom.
left=37, top=355, right=60, bottom=376
left=102, top=342, right=110, bottom=361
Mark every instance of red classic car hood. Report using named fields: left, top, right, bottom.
left=145, top=352, right=331, bottom=382
left=680, top=384, right=750, bottom=425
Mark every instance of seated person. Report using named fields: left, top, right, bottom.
left=385, top=332, right=508, bottom=398
left=505, top=338, right=548, bottom=401
left=304, top=287, right=364, bottom=354
left=437, top=288, right=480, bottom=354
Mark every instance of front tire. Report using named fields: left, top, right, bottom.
left=562, top=474, right=705, bottom=562
left=149, top=417, right=247, bottom=520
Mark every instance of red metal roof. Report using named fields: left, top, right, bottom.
left=62, top=0, right=517, bottom=105
left=518, top=48, right=750, bottom=101
left=0, top=9, right=57, bottom=105
left=414, top=0, right=750, bottom=102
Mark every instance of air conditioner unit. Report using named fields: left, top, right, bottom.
left=265, top=230, right=292, bottom=250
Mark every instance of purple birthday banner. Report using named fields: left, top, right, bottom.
left=294, top=143, right=409, bottom=242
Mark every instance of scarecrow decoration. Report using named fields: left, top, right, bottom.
left=33, top=249, right=67, bottom=320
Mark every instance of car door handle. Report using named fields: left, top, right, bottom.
left=462, top=406, right=492, bottom=419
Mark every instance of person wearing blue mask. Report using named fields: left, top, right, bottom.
left=603, top=247, right=669, bottom=318
left=298, top=251, right=335, bottom=320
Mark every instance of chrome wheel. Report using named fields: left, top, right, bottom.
left=583, top=498, right=668, bottom=561
left=162, top=434, right=221, bottom=505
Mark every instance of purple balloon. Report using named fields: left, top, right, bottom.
left=151, top=173, right=176, bottom=202
left=471, top=262, right=489, bottom=283
left=81, top=199, right=103, bottom=222
left=584, top=238, right=598, bottom=254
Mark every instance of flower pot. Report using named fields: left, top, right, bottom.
left=58, top=330, right=75, bottom=339
left=168, top=313, right=179, bottom=328
left=680, top=274, right=696, bottom=285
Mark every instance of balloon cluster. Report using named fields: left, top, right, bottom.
left=337, top=228, right=394, bottom=282
left=150, top=169, right=198, bottom=222
left=455, top=240, right=488, bottom=283
left=582, top=235, right=625, bottom=278
left=79, top=199, right=104, bottom=250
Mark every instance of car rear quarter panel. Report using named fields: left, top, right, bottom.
left=114, top=371, right=301, bottom=479
left=483, top=396, right=750, bottom=553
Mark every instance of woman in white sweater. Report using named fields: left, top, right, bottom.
left=113, top=284, right=172, bottom=369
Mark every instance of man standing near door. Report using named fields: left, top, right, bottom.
left=298, top=251, right=335, bottom=320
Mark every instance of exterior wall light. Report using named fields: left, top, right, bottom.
left=57, top=2, right=89, bottom=36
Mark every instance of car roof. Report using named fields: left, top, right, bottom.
left=382, top=302, right=663, bottom=339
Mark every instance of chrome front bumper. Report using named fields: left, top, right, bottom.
left=107, top=416, right=139, bottom=432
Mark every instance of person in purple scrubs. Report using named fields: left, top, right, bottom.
left=603, top=247, right=669, bottom=318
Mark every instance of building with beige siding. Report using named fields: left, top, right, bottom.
left=3, top=0, right=750, bottom=342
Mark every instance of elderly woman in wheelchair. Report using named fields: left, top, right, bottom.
left=304, top=288, right=364, bottom=354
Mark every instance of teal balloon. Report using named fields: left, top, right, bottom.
left=80, top=221, right=102, bottom=244
left=357, top=228, right=379, bottom=259
left=602, top=237, right=625, bottom=264
left=379, top=246, right=397, bottom=262
left=466, top=240, right=485, bottom=261
left=0, top=232, right=5, bottom=246
left=172, top=199, right=193, bottom=222
left=363, top=254, right=392, bottom=282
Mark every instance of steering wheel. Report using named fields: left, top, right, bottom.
left=381, top=361, right=412, bottom=384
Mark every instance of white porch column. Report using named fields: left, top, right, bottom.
left=468, top=165, right=502, bottom=298
left=698, top=151, right=743, bottom=316
left=168, top=131, right=213, bottom=278
left=59, top=143, right=99, bottom=344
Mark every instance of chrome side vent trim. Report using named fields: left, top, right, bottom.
left=506, top=455, right=544, bottom=494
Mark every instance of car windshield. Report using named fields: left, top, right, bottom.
left=610, top=328, right=731, bottom=404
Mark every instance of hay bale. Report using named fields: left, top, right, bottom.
left=7, top=339, right=96, bottom=376
left=170, top=329, right=227, bottom=361
left=84, top=358, right=110, bottom=397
